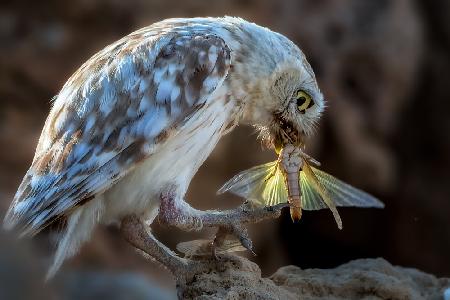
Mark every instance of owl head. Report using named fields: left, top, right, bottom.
left=224, top=18, right=324, bottom=149
left=241, top=57, right=324, bottom=150
left=269, top=58, right=324, bottom=148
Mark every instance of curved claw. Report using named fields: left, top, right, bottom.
left=265, top=202, right=290, bottom=212
left=230, top=224, right=255, bottom=256
left=214, top=203, right=288, bottom=255
left=210, top=223, right=256, bottom=258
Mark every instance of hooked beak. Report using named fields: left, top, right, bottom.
left=270, top=113, right=306, bottom=152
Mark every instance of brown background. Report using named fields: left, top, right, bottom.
left=1, top=0, right=449, bottom=299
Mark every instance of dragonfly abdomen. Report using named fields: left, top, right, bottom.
left=280, top=145, right=303, bottom=222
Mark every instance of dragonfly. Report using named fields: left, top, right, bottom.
left=218, top=144, right=384, bottom=229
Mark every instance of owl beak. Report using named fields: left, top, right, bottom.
left=271, top=114, right=305, bottom=149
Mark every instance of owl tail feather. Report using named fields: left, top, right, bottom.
left=46, top=197, right=103, bottom=280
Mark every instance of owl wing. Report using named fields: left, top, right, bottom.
left=4, top=29, right=231, bottom=236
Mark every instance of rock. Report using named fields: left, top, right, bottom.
left=271, top=258, right=449, bottom=300
left=179, top=256, right=450, bottom=300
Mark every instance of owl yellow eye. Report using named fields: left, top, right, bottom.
left=296, top=90, right=314, bottom=112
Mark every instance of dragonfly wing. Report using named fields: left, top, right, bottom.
left=261, top=166, right=288, bottom=206
left=300, top=171, right=328, bottom=210
left=218, top=161, right=288, bottom=206
left=302, top=162, right=343, bottom=229
left=217, top=161, right=277, bottom=197
left=311, top=167, right=385, bottom=209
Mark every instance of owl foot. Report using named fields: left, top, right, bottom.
left=158, top=188, right=288, bottom=255
left=206, top=202, right=289, bottom=256
left=121, top=215, right=189, bottom=274
left=121, top=215, right=224, bottom=289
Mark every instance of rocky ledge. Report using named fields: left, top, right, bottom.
left=180, top=256, right=450, bottom=300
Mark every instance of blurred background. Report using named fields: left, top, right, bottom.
left=1, top=0, right=449, bottom=299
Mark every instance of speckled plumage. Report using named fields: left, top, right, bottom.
left=3, top=16, right=324, bottom=277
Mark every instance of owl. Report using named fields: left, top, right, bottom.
left=3, top=17, right=324, bottom=278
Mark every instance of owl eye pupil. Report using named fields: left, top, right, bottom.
left=297, top=96, right=307, bottom=107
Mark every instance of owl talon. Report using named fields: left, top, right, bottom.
left=211, top=223, right=254, bottom=256
left=121, top=215, right=188, bottom=275
left=230, top=224, right=254, bottom=254
left=158, top=188, right=288, bottom=258
left=265, top=202, right=289, bottom=212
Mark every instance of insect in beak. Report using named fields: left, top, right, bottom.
left=270, top=112, right=307, bottom=155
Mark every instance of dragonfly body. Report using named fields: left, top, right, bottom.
left=278, top=145, right=303, bottom=221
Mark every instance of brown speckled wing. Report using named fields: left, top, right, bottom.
left=4, top=25, right=231, bottom=236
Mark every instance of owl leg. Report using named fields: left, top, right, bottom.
left=121, top=215, right=185, bottom=273
left=158, top=189, right=287, bottom=254
left=120, top=214, right=209, bottom=278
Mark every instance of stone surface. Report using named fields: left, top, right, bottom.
left=179, top=255, right=450, bottom=300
